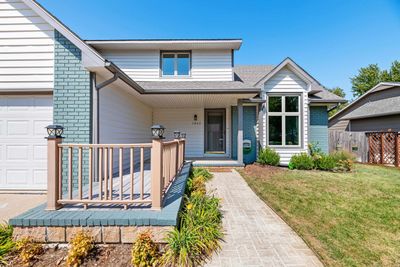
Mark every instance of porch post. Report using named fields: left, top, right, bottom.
left=46, top=126, right=63, bottom=211
left=151, top=138, right=163, bottom=210
left=238, top=99, right=244, bottom=165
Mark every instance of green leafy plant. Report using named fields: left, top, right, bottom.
left=191, top=168, right=213, bottom=181
left=257, top=147, right=280, bottom=166
left=331, top=150, right=355, bottom=172
left=161, top=167, right=223, bottom=266
left=308, top=142, right=323, bottom=157
left=0, top=223, right=14, bottom=264
left=314, top=154, right=337, bottom=171
left=187, top=175, right=206, bottom=196
left=131, top=230, right=159, bottom=267
left=66, top=230, right=94, bottom=267
left=289, top=153, right=314, bottom=170
left=15, top=237, right=43, bottom=265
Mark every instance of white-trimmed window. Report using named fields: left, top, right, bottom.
left=267, top=95, right=301, bottom=146
left=161, top=52, right=190, bottom=77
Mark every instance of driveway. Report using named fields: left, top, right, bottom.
left=0, top=193, right=46, bottom=223
left=206, top=170, right=322, bottom=267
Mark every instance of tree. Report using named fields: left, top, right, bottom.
left=350, top=64, right=381, bottom=97
left=327, top=87, right=347, bottom=117
left=350, top=60, right=400, bottom=98
left=327, top=87, right=345, bottom=98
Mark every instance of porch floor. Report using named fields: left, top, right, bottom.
left=9, top=162, right=191, bottom=227
left=62, top=162, right=152, bottom=210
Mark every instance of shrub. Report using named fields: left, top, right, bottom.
left=331, top=150, right=355, bottom=172
left=308, top=142, right=323, bottom=157
left=161, top=168, right=223, bottom=266
left=187, top=175, right=206, bottom=196
left=314, top=154, right=337, bottom=171
left=191, top=168, right=213, bottom=181
left=0, top=223, right=14, bottom=264
left=257, top=147, right=280, bottom=166
left=15, top=238, right=43, bottom=265
left=66, top=230, right=94, bottom=267
left=289, top=153, right=314, bottom=170
left=131, top=230, right=159, bottom=267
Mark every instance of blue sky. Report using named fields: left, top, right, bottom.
left=38, top=0, right=400, bottom=100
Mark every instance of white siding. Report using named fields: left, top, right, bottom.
left=102, top=50, right=160, bottom=81
left=99, top=84, right=153, bottom=168
left=100, top=49, right=233, bottom=81
left=191, top=50, right=232, bottom=81
left=0, top=0, right=54, bottom=91
left=153, top=107, right=232, bottom=158
left=262, top=67, right=310, bottom=165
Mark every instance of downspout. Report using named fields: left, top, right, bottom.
left=93, top=71, right=118, bottom=144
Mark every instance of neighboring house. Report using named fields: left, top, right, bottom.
left=329, top=82, right=400, bottom=132
left=0, top=0, right=345, bottom=191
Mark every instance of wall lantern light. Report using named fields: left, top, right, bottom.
left=174, top=130, right=181, bottom=139
left=194, top=114, right=198, bottom=121
left=151, top=124, right=165, bottom=139
left=46, top=125, right=64, bottom=138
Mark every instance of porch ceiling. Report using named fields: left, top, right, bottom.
left=139, top=93, right=258, bottom=108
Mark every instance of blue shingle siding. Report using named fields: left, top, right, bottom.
left=54, top=30, right=92, bottom=193
left=309, top=106, right=329, bottom=153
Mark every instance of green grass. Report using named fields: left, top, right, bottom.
left=0, top=223, right=14, bottom=264
left=239, top=164, right=400, bottom=267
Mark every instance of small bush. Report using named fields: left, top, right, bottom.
left=187, top=175, right=206, bottom=196
left=331, top=150, right=355, bottom=172
left=0, top=223, right=14, bottom=264
left=257, top=147, right=280, bottom=166
left=15, top=238, right=43, bottom=265
left=161, top=167, right=223, bottom=266
left=131, top=230, right=159, bottom=267
left=191, top=168, right=213, bottom=181
left=314, top=154, right=337, bottom=171
left=308, top=142, right=323, bottom=157
left=289, top=153, right=314, bottom=170
left=66, top=230, right=94, bottom=267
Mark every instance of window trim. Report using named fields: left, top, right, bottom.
left=160, top=51, right=191, bottom=78
left=267, top=94, right=302, bottom=148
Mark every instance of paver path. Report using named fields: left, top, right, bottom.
left=206, top=170, right=322, bottom=267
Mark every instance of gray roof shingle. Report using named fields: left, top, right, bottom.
left=136, top=64, right=345, bottom=103
left=342, top=94, right=400, bottom=119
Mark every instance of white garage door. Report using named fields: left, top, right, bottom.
left=0, top=95, right=53, bottom=191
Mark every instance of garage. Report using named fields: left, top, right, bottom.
left=0, top=95, right=53, bottom=191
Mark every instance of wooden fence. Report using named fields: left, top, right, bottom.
left=328, top=130, right=368, bottom=162
left=46, top=138, right=186, bottom=210
left=366, top=132, right=400, bottom=167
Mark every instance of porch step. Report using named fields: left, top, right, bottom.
left=190, top=160, right=244, bottom=168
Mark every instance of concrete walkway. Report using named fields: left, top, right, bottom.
left=0, top=193, right=46, bottom=223
left=206, top=170, right=322, bottom=267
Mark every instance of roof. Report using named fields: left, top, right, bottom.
left=137, top=81, right=259, bottom=94
left=341, top=94, right=400, bottom=120
left=86, top=39, right=242, bottom=50
left=234, top=64, right=345, bottom=103
left=329, top=82, right=400, bottom=121
left=234, top=65, right=275, bottom=86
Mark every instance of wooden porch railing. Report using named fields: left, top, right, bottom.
left=46, top=138, right=186, bottom=210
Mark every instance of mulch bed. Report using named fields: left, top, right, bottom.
left=6, top=244, right=133, bottom=267
left=242, top=163, right=286, bottom=179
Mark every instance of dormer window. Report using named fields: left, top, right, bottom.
left=161, top=52, right=190, bottom=77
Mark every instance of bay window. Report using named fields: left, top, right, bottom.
left=267, top=95, right=300, bottom=146
left=161, top=52, right=190, bottom=77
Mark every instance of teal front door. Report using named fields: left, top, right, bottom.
left=231, top=106, right=257, bottom=164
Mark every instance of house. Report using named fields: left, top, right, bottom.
left=329, top=82, right=400, bottom=132
left=0, top=0, right=345, bottom=193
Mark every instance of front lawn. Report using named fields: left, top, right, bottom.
left=239, top=164, right=400, bottom=267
